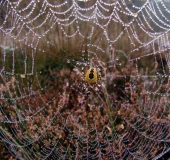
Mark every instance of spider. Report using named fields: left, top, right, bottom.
left=85, top=68, right=101, bottom=84
left=72, top=57, right=106, bottom=98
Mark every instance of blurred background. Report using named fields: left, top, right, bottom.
left=0, top=0, right=170, bottom=159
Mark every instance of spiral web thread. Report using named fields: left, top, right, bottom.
left=0, top=0, right=170, bottom=159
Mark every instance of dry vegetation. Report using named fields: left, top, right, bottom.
left=0, top=0, right=170, bottom=159
left=0, top=55, right=169, bottom=159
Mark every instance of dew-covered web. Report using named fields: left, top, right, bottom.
left=0, top=0, right=170, bottom=160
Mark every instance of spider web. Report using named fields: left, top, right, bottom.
left=0, top=0, right=170, bottom=159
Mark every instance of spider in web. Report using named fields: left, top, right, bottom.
left=85, top=68, right=101, bottom=84
left=77, top=58, right=106, bottom=98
